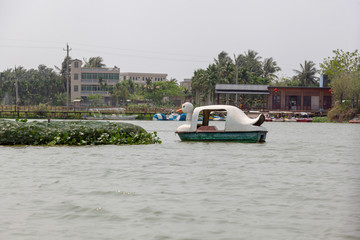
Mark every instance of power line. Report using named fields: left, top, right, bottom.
left=0, top=45, right=61, bottom=49
left=75, top=47, right=210, bottom=63
left=0, top=38, right=213, bottom=59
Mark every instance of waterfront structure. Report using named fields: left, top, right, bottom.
left=214, top=84, right=332, bottom=112
left=70, top=59, right=120, bottom=105
left=267, top=86, right=332, bottom=111
left=120, top=72, right=167, bottom=85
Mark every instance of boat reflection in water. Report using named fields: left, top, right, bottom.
left=83, top=108, right=138, bottom=120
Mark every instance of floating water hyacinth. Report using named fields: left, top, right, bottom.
left=0, top=120, right=161, bottom=145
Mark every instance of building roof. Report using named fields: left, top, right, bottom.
left=268, top=86, right=330, bottom=89
left=120, top=72, right=167, bottom=76
left=215, top=84, right=269, bottom=95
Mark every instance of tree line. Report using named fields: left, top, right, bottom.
left=191, top=50, right=319, bottom=105
left=0, top=65, right=66, bottom=106
left=320, top=49, right=360, bottom=108
left=0, top=56, right=186, bottom=107
left=1, top=50, right=358, bottom=110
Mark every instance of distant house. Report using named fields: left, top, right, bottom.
left=180, top=78, right=192, bottom=90
left=70, top=59, right=168, bottom=106
left=70, top=59, right=120, bottom=105
left=120, top=72, right=167, bottom=85
left=267, top=86, right=332, bottom=111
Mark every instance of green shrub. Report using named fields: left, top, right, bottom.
left=327, top=103, right=358, bottom=122
left=0, top=120, right=161, bottom=145
left=312, top=117, right=330, bottom=122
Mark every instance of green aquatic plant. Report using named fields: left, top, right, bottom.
left=0, top=120, right=161, bottom=145
left=312, top=117, right=331, bottom=123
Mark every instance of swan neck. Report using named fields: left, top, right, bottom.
left=186, top=112, right=192, bottom=121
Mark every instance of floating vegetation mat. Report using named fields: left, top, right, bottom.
left=0, top=120, right=161, bottom=145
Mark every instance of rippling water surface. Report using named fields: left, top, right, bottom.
left=1, top=121, right=359, bottom=240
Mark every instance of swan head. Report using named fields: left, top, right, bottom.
left=177, top=102, right=194, bottom=121
left=177, top=102, right=194, bottom=114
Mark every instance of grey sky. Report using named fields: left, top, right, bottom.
left=1, top=0, right=359, bottom=81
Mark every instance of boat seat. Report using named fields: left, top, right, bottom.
left=197, top=125, right=218, bottom=132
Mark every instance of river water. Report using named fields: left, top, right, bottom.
left=0, top=121, right=359, bottom=240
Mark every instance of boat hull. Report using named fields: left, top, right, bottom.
left=296, top=118, right=312, bottom=122
left=176, top=131, right=267, bottom=143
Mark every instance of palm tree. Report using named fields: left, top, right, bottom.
left=214, top=51, right=233, bottom=85
left=243, top=49, right=262, bottom=75
left=111, top=82, right=129, bottom=106
left=55, top=55, right=71, bottom=92
left=214, top=51, right=232, bottom=67
left=83, top=57, right=106, bottom=68
left=262, top=57, right=281, bottom=80
left=293, top=60, right=319, bottom=86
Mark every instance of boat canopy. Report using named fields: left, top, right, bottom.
left=188, top=105, right=264, bottom=132
left=215, top=84, right=269, bottom=95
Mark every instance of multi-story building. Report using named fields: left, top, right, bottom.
left=70, top=59, right=120, bottom=105
left=120, top=72, right=167, bottom=85
left=70, top=59, right=169, bottom=105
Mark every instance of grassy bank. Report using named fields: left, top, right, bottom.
left=312, top=117, right=331, bottom=123
left=327, top=103, right=359, bottom=122
left=0, top=120, right=161, bottom=145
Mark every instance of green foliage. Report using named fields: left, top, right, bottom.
left=262, top=57, right=281, bottom=80
left=144, top=80, right=184, bottom=105
left=83, top=57, right=106, bottom=68
left=293, top=60, right=319, bottom=86
left=110, top=80, right=133, bottom=105
left=320, top=49, right=360, bottom=79
left=327, top=103, right=358, bottom=122
left=191, top=50, right=282, bottom=105
left=312, top=117, right=331, bottom=123
left=0, top=65, right=65, bottom=106
left=87, top=94, right=104, bottom=106
left=109, top=79, right=183, bottom=106
left=320, top=50, right=360, bottom=107
left=0, top=120, right=161, bottom=145
left=271, top=77, right=301, bottom=87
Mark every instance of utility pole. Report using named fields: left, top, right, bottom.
left=14, top=66, right=19, bottom=116
left=14, top=66, right=19, bottom=106
left=63, top=43, right=72, bottom=109
left=234, top=54, right=239, bottom=104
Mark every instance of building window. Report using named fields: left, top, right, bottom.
left=74, top=73, right=78, bottom=80
left=74, top=61, right=79, bottom=68
left=74, top=85, right=78, bottom=92
left=303, top=96, right=311, bottom=110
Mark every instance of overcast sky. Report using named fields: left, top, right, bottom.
left=1, top=0, right=359, bottom=81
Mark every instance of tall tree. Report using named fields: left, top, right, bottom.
left=293, top=60, right=319, bottom=86
left=83, top=57, right=106, bottom=68
left=55, top=55, right=71, bottom=93
left=320, top=49, right=360, bottom=80
left=243, top=49, right=263, bottom=76
left=0, top=65, right=65, bottom=106
left=262, top=57, right=281, bottom=81
left=214, top=51, right=234, bottom=84
left=320, top=49, right=360, bottom=107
